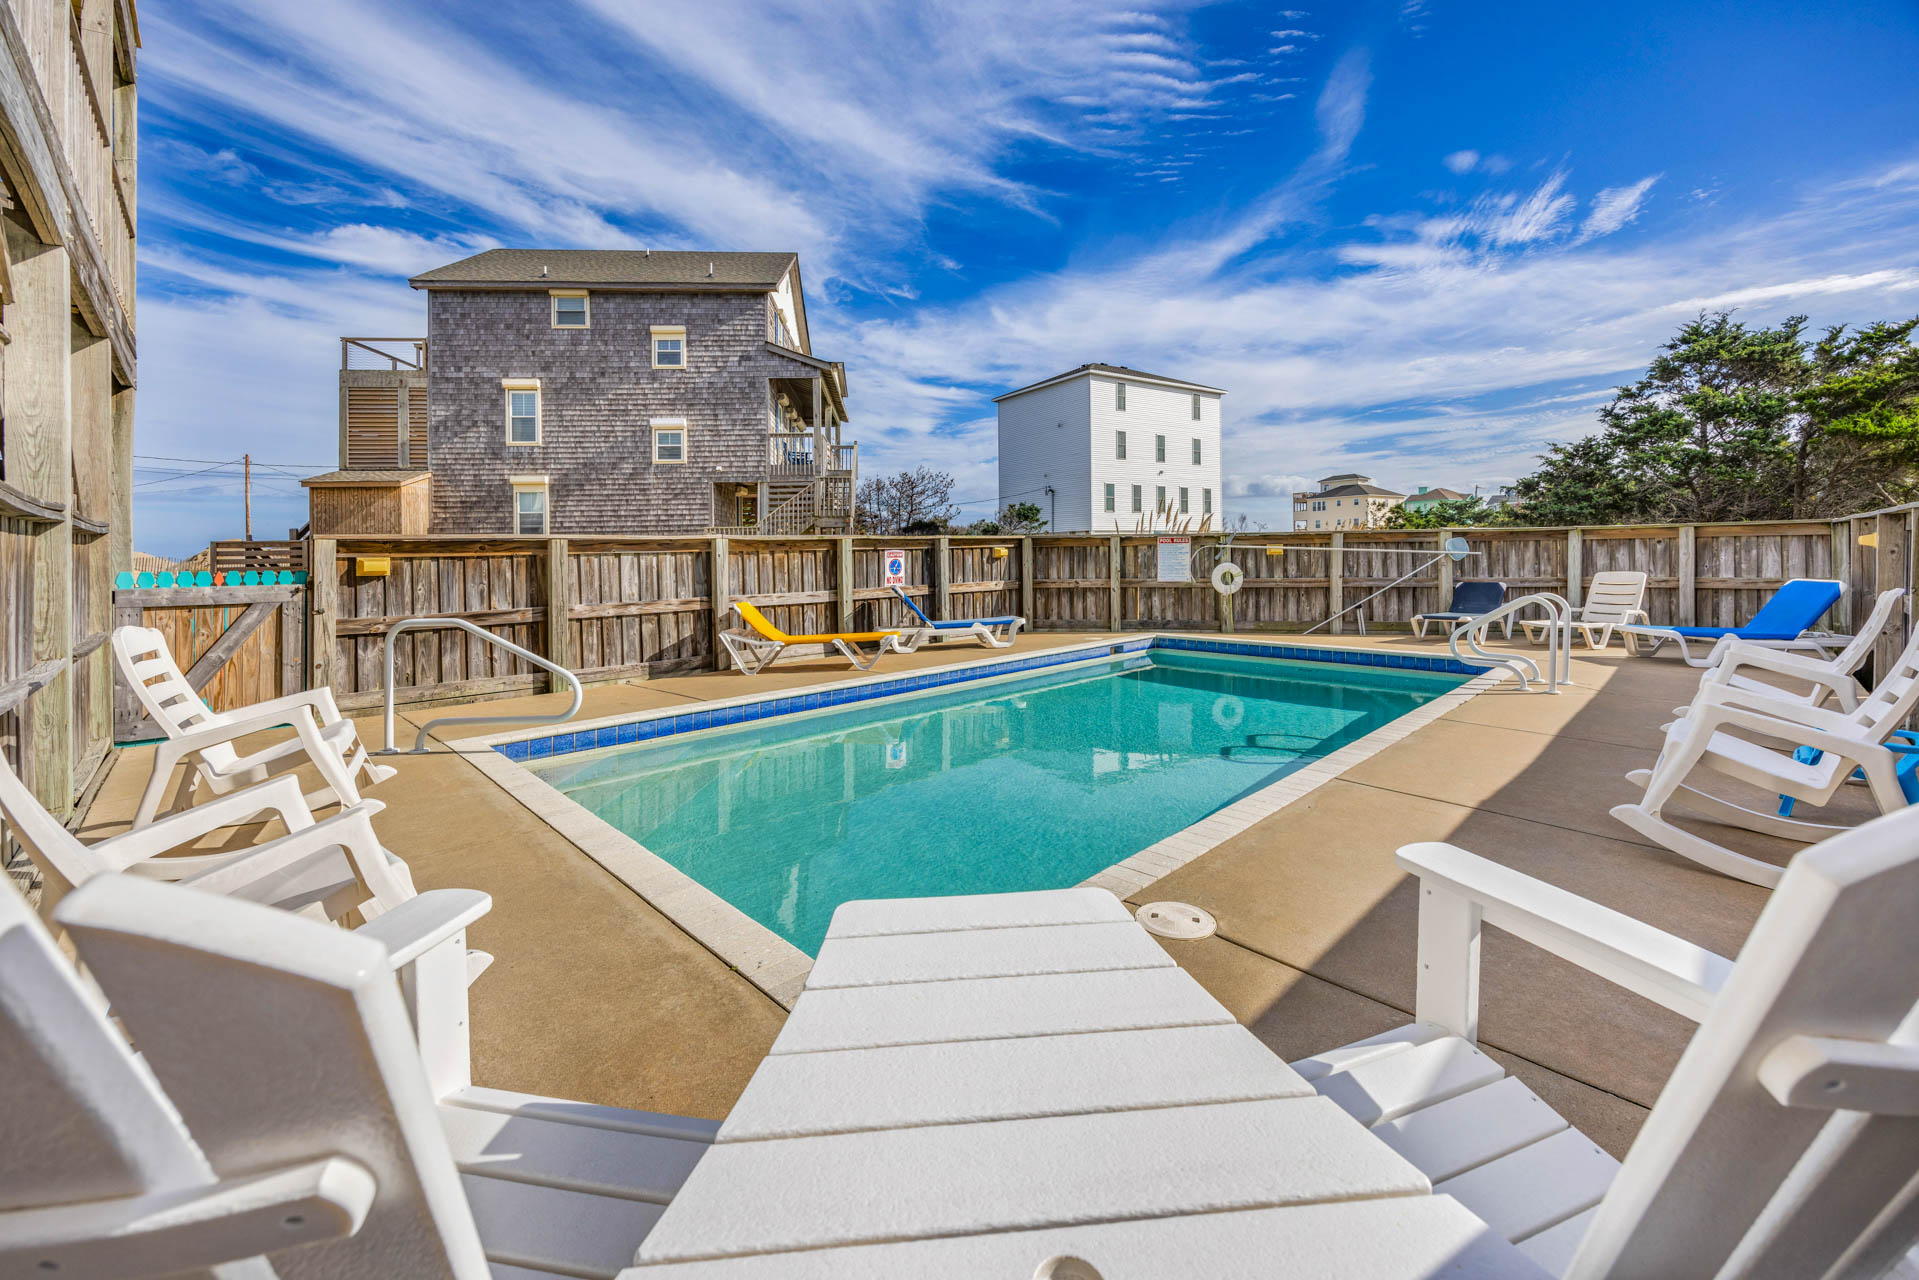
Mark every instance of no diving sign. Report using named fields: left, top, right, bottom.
left=883, top=549, right=907, bottom=587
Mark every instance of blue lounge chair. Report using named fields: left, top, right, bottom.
left=1620, top=577, right=1845, bottom=667
left=889, top=585, right=1025, bottom=651
left=1411, top=581, right=1510, bottom=639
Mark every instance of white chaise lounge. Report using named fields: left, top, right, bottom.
left=113, top=624, right=397, bottom=827
left=1618, top=577, right=1846, bottom=667
left=0, top=875, right=713, bottom=1278
left=1519, top=571, right=1648, bottom=649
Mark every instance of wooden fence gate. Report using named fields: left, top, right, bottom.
left=111, top=583, right=307, bottom=743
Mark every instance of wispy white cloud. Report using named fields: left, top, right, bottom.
left=1580, top=175, right=1661, bottom=239
left=1443, top=149, right=1480, bottom=175
left=822, top=161, right=1919, bottom=528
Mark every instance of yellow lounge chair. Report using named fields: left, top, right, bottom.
left=720, top=600, right=902, bottom=674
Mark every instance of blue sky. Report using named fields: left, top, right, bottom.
left=134, top=0, right=1919, bottom=553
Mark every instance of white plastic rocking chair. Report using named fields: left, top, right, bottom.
left=1671, top=587, right=1907, bottom=717
left=0, top=872, right=714, bottom=1278
left=0, top=752, right=491, bottom=981
left=1288, top=806, right=1919, bottom=1277
left=1610, top=621, right=1919, bottom=887
left=113, top=624, right=397, bottom=828
left=0, top=749, right=411, bottom=921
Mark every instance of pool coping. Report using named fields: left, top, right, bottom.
left=456, top=634, right=1509, bottom=1009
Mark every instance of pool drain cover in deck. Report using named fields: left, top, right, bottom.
left=1136, top=901, right=1216, bottom=940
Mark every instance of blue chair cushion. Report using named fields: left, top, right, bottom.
left=1442, top=581, right=1507, bottom=616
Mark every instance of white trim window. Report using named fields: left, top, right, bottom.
left=503, top=379, right=540, bottom=445
left=1155, top=434, right=1166, bottom=463
left=1191, top=437, right=1202, bottom=465
left=1156, top=484, right=1167, bottom=511
left=652, top=324, right=686, bottom=368
left=1115, top=430, right=1126, bottom=460
left=1179, top=486, right=1190, bottom=514
left=1130, top=484, right=1142, bottom=513
left=550, top=290, right=588, bottom=328
left=1115, top=381, right=1126, bottom=410
left=1103, top=483, right=1116, bottom=513
left=1191, top=392, right=1202, bottom=420
left=1203, top=488, right=1213, bottom=515
left=652, top=417, right=687, bottom=463
left=509, top=475, right=549, bottom=535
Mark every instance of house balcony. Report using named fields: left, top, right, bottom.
left=706, top=436, right=858, bottom=536
left=767, top=432, right=857, bottom=480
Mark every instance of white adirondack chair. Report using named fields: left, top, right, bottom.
left=1609, top=622, right=1919, bottom=887
left=1290, top=804, right=1919, bottom=1277
left=1671, top=587, right=1907, bottom=716
left=0, top=749, right=415, bottom=924
left=113, top=624, right=397, bottom=827
left=3, top=873, right=717, bottom=1278
left=1519, top=572, right=1649, bottom=649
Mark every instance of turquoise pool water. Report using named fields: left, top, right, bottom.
left=532, top=651, right=1464, bottom=955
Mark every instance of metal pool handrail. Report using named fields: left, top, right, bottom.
left=1450, top=593, right=1574, bottom=693
left=375, top=617, right=582, bottom=754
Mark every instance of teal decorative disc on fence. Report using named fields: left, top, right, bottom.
left=136, top=571, right=155, bottom=588
left=115, top=571, right=134, bottom=588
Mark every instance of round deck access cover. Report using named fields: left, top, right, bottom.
left=1136, top=901, right=1217, bottom=940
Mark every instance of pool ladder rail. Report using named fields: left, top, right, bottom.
left=1449, top=593, right=1574, bottom=693
left=373, top=616, right=583, bottom=755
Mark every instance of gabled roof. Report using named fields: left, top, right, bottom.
left=1318, top=483, right=1404, bottom=499
left=994, top=363, right=1226, bottom=402
left=1406, top=487, right=1469, bottom=502
left=410, top=249, right=799, bottom=290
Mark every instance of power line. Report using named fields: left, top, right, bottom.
left=135, top=452, right=334, bottom=469
left=134, top=457, right=243, bottom=488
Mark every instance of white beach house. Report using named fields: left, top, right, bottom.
left=995, top=363, right=1225, bottom=532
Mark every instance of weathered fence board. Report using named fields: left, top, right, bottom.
left=286, top=514, right=1918, bottom=710
left=111, top=584, right=305, bottom=742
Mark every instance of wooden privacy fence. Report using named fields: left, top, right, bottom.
left=110, top=582, right=307, bottom=743
left=235, top=510, right=1919, bottom=711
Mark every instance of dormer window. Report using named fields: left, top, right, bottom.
left=550, top=291, right=588, bottom=328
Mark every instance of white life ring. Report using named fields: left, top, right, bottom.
left=1211, top=561, right=1245, bottom=595
left=1212, top=695, right=1245, bottom=731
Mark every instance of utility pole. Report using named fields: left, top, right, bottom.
left=243, top=452, right=252, bottom=539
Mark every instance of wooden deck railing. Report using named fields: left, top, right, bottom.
left=209, top=540, right=309, bottom=578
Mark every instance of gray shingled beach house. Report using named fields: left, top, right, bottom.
left=308, top=249, right=856, bottom=537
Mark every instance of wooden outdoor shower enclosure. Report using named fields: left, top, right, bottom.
left=119, top=511, right=1911, bottom=724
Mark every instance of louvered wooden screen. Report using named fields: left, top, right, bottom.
left=407, top=388, right=429, bottom=466
left=345, top=386, right=401, bottom=468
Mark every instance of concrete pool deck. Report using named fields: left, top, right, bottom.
left=79, top=628, right=1870, bottom=1152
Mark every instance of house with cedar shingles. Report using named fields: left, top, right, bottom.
left=306, top=250, right=856, bottom=537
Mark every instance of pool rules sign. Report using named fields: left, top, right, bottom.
left=883, top=550, right=907, bottom=587
left=1156, top=536, right=1192, bottom=582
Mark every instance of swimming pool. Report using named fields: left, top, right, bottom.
left=528, top=649, right=1468, bottom=955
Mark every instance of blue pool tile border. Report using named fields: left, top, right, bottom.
left=494, top=636, right=1490, bottom=764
